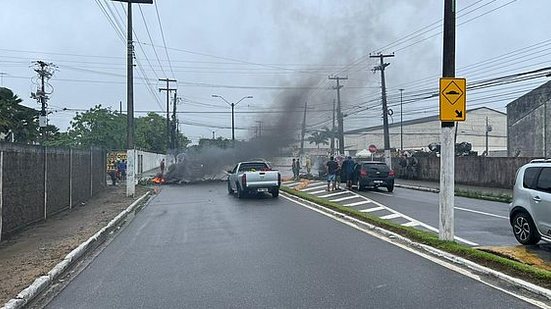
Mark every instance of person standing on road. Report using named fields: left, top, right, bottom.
left=326, top=156, right=338, bottom=191
left=296, top=158, right=301, bottom=180
left=160, top=159, right=166, bottom=175
left=291, top=158, right=297, bottom=180
left=342, top=156, right=355, bottom=189
left=305, top=156, right=312, bottom=176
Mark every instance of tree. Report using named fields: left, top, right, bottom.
left=0, top=87, right=41, bottom=143
left=307, top=131, right=329, bottom=149
left=135, top=112, right=167, bottom=153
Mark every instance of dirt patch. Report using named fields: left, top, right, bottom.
left=0, top=184, right=150, bottom=305
left=479, top=245, right=551, bottom=272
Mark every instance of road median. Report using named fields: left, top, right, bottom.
left=281, top=186, right=551, bottom=295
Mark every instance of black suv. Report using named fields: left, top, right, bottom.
left=354, top=161, right=395, bottom=192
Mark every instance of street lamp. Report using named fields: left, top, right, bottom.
left=211, top=94, right=253, bottom=142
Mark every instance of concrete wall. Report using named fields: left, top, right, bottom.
left=0, top=143, right=106, bottom=240
left=507, top=81, right=551, bottom=158
left=346, top=108, right=507, bottom=154
left=392, top=156, right=535, bottom=189
left=135, top=150, right=165, bottom=175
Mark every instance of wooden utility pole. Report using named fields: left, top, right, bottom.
left=159, top=78, right=177, bottom=151
left=370, top=53, right=394, bottom=167
left=300, top=101, right=307, bottom=154
left=329, top=76, right=347, bottom=155
left=331, top=99, right=336, bottom=155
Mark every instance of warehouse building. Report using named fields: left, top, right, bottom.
left=345, top=107, right=507, bottom=156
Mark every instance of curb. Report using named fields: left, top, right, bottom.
left=395, top=183, right=440, bottom=193
left=281, top=191, right=551, bottom=303
left=1, top=191, right=152, bottom=309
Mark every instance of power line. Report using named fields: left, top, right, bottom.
left=153, top=1, right=175, bottom=78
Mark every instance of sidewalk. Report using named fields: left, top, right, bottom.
left=395, top=178, right=513, bottom=197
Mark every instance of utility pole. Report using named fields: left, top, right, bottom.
left=159, top=78, right=177, bottom=151
left=399, top=89, right=404, bottom=151
left=212, top=131, right=215, bottom=139
left=329, top=76, right=347, bottom=155
left=31, top=61, right=56, bottom=141
left=0, top=72, right=6, bottom=86
left=212, top=95, right=253, bottom=144
left=439, top=0, right=456, bottom=241
left=485, top=116, right=492, bottom=156
left=370, top=53, right=394, bottom=167
left=119, top=101, right=123, bottom=114
left=112, top=0, right=153, bottom=197
left=300, top=101, right=307, bottom=154
left=331, top=99, right=336, bottom=155
left=172, top=91, right=178, bottom=150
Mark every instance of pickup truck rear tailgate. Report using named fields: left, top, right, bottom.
left=243, top=171, right=279, bottom=187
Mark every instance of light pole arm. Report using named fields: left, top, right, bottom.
left=212, top=94, right=231, bottom=106
left=235, top=95, right=253, bottom=106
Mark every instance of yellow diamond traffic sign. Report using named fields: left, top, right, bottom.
left=439, top=77, right=466, bottom=121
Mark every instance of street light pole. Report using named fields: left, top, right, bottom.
left=212, top=94, right=253, bottom=143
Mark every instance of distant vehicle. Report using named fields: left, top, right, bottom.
left=509, top=159, right=551, bottom=245
left=354, top=161, right=395, bottom=192
left=227, top=161, right=281, bottom=198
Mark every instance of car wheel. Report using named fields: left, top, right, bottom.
left=512, top=212, right=541, bottom=245
left=356, top=180, right=362, bottom=191
left=227, top=182, right=234, bottom=194
left=237, top=184, right=245, bottom=199
left=271, top=188, right=279, bottom=198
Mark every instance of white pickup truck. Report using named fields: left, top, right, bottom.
left=227, top=161, right=281, bottom=198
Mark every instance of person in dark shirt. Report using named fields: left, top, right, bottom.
left=326, top=156, right=338, bottom=191
left=342, top=156, right=355, bottom=189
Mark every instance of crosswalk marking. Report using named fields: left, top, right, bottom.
left=310, top=190, right=327, bottom=194
left=380, top=213, right=401, bottom=220
left=360, top=206, right=384, bottom=213
left=318, top=191, right=349, bottom=198
left=301, top=184, right=327, bottom=192
left=330, top=195, right=358, bottom=202
left=344, top=200, right=371, bottom=207
left=402, top=221, right=419, bottom=227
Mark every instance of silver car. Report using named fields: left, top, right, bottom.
left=509, top=159, right=551, bottom=245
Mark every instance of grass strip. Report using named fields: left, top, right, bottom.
left=281, top=186, right=551, bottom=289
left=454, top=189, right=512, bottom=203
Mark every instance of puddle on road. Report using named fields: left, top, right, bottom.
left=479, top=244, right=551, bottom=271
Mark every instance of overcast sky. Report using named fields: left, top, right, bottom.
left=1, top=0, right=550, bottom=143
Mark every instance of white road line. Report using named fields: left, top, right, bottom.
left=380, top=213, right=402, bottom=220
left=330, top=195, right=359, bottom=202
left=282, top=181, right=297, bottom=185
left=318, top=191, right=349, bottom=198
left=310, top=190, right=327, bottom=194
left=280, top=194, right=549, bottom=309
left=344, top=200, right=372, bottom=207
left=402, top=221, right=419, bottom=227
left=360, top=206, right=385, bottom=213
left=455, top=206, right=508, bottom=219
left=302, top=184, right=327, bottom=192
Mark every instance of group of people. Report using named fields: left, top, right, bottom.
left=291, top=157, right=312, bottom=180
left=325, top=155, right=355, bottom=191
left=108, top=159, right=127, bottom=186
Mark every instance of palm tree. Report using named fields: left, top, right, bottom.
left=307, top=131, right=329, bottom=149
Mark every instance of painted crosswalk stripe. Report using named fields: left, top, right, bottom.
left=330, top=195, right=358, bottom=202
left=318, top=191, right=349, bottom=198
left=283, top=181, right=299, bottom=186
left=360, top=206, right=384, bottom=213
left=380, top=213, right=401, bottom=220
left=302, top=184, right=327, bottom=192
left=344, top=200, right=371, bottom=207
left=401, top=221, right=419, bottom=227
left=310, top=190, right=327, bottom=194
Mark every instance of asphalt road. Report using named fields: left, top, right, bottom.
left=359, top=186, right=516, bottom=246
left=47, top=182, right=536, bottom=308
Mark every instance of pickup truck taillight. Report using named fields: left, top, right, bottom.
left=278, top=172, right=281, bottom=186
left=360, top=168, right=368, bottom=177
left=242, top=174, right=247, bottom=188
left=389, top=170, right=395, bottom=177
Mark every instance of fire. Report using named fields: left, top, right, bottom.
left=152, top=176, right=165, bottom=184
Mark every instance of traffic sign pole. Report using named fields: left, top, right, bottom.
left=440, top=0, right=456, bottom=242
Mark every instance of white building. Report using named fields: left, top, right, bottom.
left=345, top=107, right=507, bottom=156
